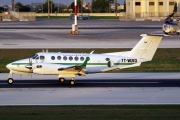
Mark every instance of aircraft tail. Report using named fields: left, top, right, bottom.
left=128, top=34, right=168, bottom=60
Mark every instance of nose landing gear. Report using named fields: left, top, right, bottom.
left=7, top=72, right=14, bottom=84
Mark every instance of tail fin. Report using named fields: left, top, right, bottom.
left=128, top=34, right=168, bottom=60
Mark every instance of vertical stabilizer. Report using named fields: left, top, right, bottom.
left=129, top=34, right=167, bottom=60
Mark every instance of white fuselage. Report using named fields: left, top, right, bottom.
left=6, top=52, right=142, bottom=75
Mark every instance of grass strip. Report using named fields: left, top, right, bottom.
left=0, top=105, right=180, bottom=120
left=0, top=48, right=180, bottom=73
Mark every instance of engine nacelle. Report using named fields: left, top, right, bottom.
left=32, top=63, right=62, bottom=75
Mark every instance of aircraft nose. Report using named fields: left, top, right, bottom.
left=6, top=63, right=12, bottom=70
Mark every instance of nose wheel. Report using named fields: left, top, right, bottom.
left=7, top=78, right=14, bottom=84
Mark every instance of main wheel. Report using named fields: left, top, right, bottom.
left=7, top=78, right=14, bottom=84
left=163, top=31, right=168, bottom=34
left=70, top=80, right=75, bottom=85
left=59, top=78, right=65, bottom=83
left=177, top=32, right=179, bottom=35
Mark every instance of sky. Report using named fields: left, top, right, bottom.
left=1, top=0, right=124, bottom=5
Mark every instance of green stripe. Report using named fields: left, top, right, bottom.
left=12, top=63, right=134, bottom=66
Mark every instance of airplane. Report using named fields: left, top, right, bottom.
left=6, top=34, right=168, bottom=85
left=162, top=12, right=180, bottom=35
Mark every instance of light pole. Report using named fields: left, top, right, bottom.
left=81, top=0, right=83, bottom=15
left=70, top=0, right=79, bottom=35
left=115, top=0, right=117, bottom=16
left=48, top=0, right=50, bottom=18
left=57, top=0, right=59, bottom=13
left=74, top=0, right=77, bottom=26
left=42, top=4, right=43, bottom=13
left=51, top=0, right=52, bottom=13
left=12, top=0, right=14, bottom=11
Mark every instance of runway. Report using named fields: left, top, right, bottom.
left=0, top=73, right=180, bottom=105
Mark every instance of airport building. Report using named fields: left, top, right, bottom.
left=126, top=0, right=180, bottom=19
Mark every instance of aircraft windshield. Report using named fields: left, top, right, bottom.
left=31, top=54, right=38, bottom=59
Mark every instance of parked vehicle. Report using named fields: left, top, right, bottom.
left=70, top=14, right=89, bottom=20
left=78, top=15, right=89, bottom=20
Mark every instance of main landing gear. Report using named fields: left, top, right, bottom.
left=69, top=77, right=75, bottom=85
left=59, top=77, right=65, bottom=83
left=59, top=77, right=76, bottom=85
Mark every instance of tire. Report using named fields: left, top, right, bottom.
left=70, top=80, right=75, bottom=85
left=59, top=78, right=65, bottom=83
left=163, top=31, right=168, bottom=34
left=177, top=32, right=179, bottom=35
left=7, top=78, right=14, bottom=84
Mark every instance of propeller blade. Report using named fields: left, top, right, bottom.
left=26, top=58, right=32, bottom=69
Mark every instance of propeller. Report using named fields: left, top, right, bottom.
left=25, top=58, right=33, bottom=78
left=26, top=58, right=33, bottom=70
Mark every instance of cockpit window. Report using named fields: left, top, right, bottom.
left=31, top=54, right=38, bottom=59
left=40, top=56, right=45, bottom=60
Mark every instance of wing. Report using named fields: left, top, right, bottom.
left=58, top=58, right=88, bottom=76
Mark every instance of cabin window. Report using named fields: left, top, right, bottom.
left=75, top=56, right=79, bottom=61
left=51, top=56, right=55, bottom=60
left=63, top=56, right=67, bottom=61
left=106, top=58, right=110, bottom=61
left=69, top=56, right=73, bottom=61
left=80, top=57, right=84, bottom=61
left=57, top=56, right=61, bottom=60
left=40, top=56, right=45, bottom=60
left=86, top=57, right=90, bottom=61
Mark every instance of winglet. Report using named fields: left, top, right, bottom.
left=81, top=58, right=88, bottom=67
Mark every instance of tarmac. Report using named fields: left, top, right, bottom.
left=0, top=73, right=180, bottom=105
left=0, top=19, right=179, bottom=48
left=0, top=19, right=179, bottom=105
